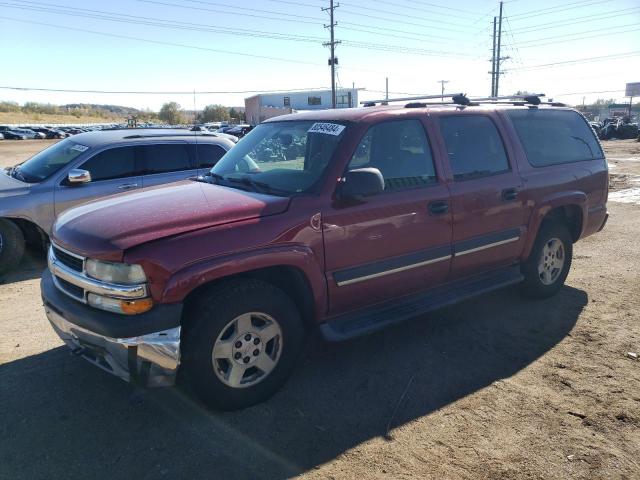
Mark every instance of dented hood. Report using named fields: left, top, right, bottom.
left=52, top=181, right=290, bottom=260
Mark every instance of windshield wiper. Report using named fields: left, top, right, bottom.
left=226, top=176, right=290, bottom=196
left=7, top=165, right=27, bottom=182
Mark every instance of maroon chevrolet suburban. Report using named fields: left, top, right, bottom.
left=41, top=95, right=608, bottom=409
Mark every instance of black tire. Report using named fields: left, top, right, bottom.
left=520, top=221, right=573, bottom=299
left=181, top=279, right=305, bottom=410
left=0, top=218, right=25, bottom=276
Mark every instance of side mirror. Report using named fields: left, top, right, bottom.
left=67, top=169, right=91, bottom=185
left=340, top=168, right=384, bottom=198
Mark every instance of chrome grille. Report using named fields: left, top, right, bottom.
left=52, top=245, right=84, bottom=272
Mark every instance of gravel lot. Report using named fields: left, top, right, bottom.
left=1, top=139, right=639, bottom=480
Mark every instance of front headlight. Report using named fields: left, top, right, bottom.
left=85, top=259, right=147, bottom=284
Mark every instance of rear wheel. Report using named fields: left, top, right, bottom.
left=181, top=280, right=304, bottom=410
left=521, top=222, right=573, bottom=299
left=0, top=219, right=25, bottom=276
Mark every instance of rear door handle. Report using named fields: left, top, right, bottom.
left=502, top=188, right=518, bottom=201
left=428, top=200, right=449, bottom=215
left=117, top=183, right=139, bottom=190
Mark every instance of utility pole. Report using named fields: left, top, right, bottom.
left=495, top=1, right=504, bottom=97
left=437, top=80, right=449, bottom=101
left=385, top=77, right=389, bottom=101
left=322, top=0, right=340, bottom=109
left=491, top=17, right=497, bottom=96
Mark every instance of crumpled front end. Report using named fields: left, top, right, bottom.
left=46, top=306, right=180, bottom=387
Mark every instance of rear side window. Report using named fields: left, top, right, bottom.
left=506, top=109, right=603, bottom=166
left=80, top=146, right=139, bottom=181
left=139, top=144, right=193, bottom=174
left=193, top=144, right=227, bottom=169
left=347, top=119, right=437, bottom=191
left=440, top=116, right=509, bottom=180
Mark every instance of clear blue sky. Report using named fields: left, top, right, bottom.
left=1, top=0, right=639, bottom=110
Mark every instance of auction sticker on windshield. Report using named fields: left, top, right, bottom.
left=308, top=123, right=345, bottom=136
left=70, top=144, right=90, bottom=152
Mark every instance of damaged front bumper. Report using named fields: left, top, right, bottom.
left=41, top=269, right=182, bottom=387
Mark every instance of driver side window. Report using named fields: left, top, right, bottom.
left=79, top=146, right=140, bottom=182
left=347, top=119, right=437, bottom=191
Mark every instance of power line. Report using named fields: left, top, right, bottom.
left=346, top=0, right=478, bottom=20
left=0, top=1, right=326, bottom=43
left=371, top=0, right=483, bottom=16
left=509, top=0, right=612, bottom=20
left=509, top=7, right=640, bottom=34
left=509, top=25, right=640, bottom=49
left=0, top=86, right=332, bottom=94
left=0, top=2, right=475, bottom=58
left=0, top=16, right=324, bottom=65
left=506, top=51, right=640, bottom=71
left=554, top=89, right=626, bottom=96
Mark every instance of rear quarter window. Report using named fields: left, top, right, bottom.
left=506, top=109, right=604, bottom=167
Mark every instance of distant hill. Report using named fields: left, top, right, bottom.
left=61, top=104, right=140, bottom=116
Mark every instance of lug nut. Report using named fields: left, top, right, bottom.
left=253, top=338, right=260, bottom=345
left=235, top=341, right=242, bottom=348
left=244, top=334, right=252, bottom=341
left=253, top=349, right=259, bottom=356
left=234, top=352, right=241, bottom=360
left=243, top=356, right=250, bottom=364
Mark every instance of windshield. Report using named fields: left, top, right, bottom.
left=210, top=121, right=347, bottom=195
left=12, top=138, right=89, bottom=183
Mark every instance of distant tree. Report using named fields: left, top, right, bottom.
left=199, top=104, right=230, bottom=123
left=22, top=102, right=59, bottom=114
left=0, top=101, right=20, bottom=113
left=159, top=102, right=185, bottom=124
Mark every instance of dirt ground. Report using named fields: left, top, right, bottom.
left=0, top=139, right=639, bottom=480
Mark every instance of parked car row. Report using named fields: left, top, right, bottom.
left=0, top=124, right=105, bottom=140
left=592, top=119, right=639, bottom=140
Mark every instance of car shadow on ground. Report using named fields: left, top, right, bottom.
left=0, top=247, right=46, bottom=285
left=0, top=285, right=587, bottom=479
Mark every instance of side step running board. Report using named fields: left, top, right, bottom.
left=320, top=265, right=524, bottom=341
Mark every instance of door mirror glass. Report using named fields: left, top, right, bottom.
left=341, top=168, right=384, bottom=198
left=67, top=169, right=91, bottom=184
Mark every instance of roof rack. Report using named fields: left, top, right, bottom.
left=362, top=92, right=564, bottom=108
left=122, top=132, right=220, bottom=139
left=361, top=93, right=465, bottom=107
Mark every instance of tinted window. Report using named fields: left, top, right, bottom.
left=347, top=119, right=437, bottom=191
left=440, top=116, right=509, bottom=180
left=193, top=144, right=227, bottom=168
left=139, top=144, right=192, bottom=174
left=506, top=109, right=603, bottom=166
left=80, top=146, right=138, bottom=181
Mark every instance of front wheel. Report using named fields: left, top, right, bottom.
left=181, top=280, right=304, bottom=410
left=520, top=222, right=573, bottom=299
left=0, top=218, right=25, bottom=276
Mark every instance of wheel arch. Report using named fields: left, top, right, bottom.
left=4, top=217, right=48, bottom=249
left=523, top=193, right=586, bottom=260
left=181, top=264, right=317, bottom=331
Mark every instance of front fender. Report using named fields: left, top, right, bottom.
left=160, top=244, right=328, bottom=318
left=522, top=191, right=587, bottom=259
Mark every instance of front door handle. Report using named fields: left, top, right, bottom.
left=428, top=200, right=449, bottom=215
left=502, top=188, right=518, bottom=201
left=117, top=183, right=139, bottom=190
